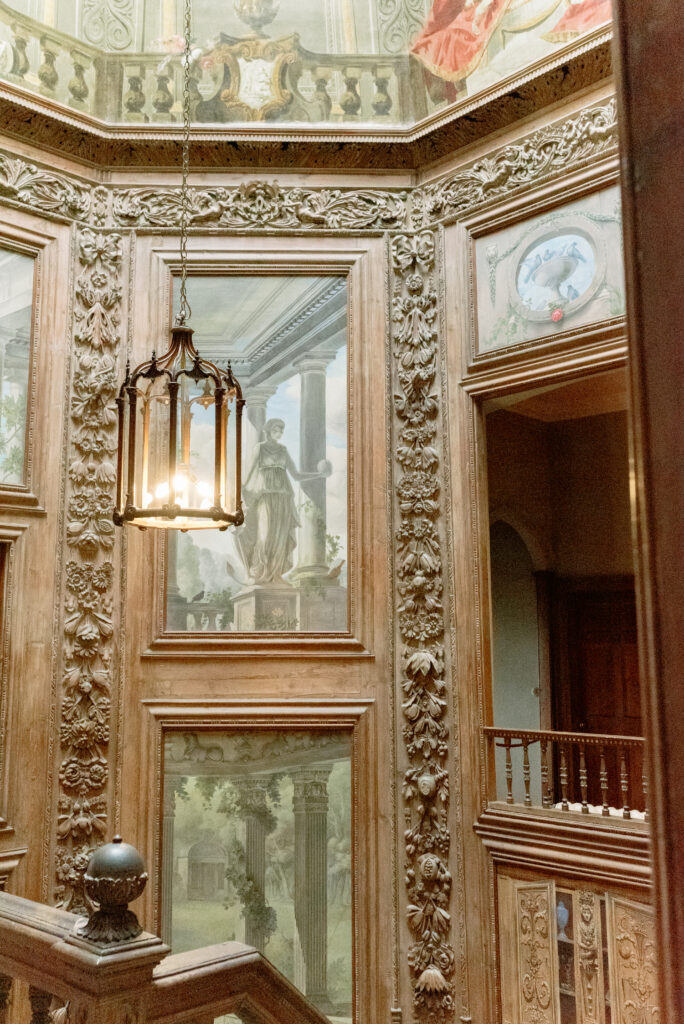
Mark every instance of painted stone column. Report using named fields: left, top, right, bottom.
left=293, top=357, right=330, bottom=578
left=161, top=775, right=182, bottom=945
left=245, top=383, right=276, bottom=448
left=239, top=779, right=270, bottom=950
left=292, top=768, right=332, bottom=1008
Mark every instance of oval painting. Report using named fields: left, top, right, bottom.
left=516, top=232, right=596, bottom=317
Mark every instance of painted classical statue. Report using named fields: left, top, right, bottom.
left=236, top=418, right=330, bottom=585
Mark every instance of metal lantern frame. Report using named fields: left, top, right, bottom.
left=112, top=0, right=245, bottom=533
left=113, top=324, right=244, bottom=531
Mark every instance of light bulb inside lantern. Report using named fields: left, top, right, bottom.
left=155, top=482, right=169, bottom=500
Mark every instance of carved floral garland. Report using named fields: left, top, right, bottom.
left=55, top=228, right=122, bottom=911
left=391, top=229, right=453, bottom=1020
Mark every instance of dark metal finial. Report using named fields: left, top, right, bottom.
left=76, top=836, right=148, bottom=945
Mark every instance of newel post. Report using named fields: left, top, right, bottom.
left=65, top=837, right=169, bottom=1024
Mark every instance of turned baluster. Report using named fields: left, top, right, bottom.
left=9, top=26, right=29, bottom=79
left=579, top=743, right=589, bottom=813
left=153, top=74, right=174, bottom=119
left=541, top=739, right=550, bottom=807
left=314, top=66, right=332, bottom=119
left=38, top=35, right=59, bottom=93
left=28, top=987, right=52, bottom=1024
left=522, top=741, right=532, bottom=807
left=372, top=64, right=392, bottom=118
left=0, top=975, right=12, bottom=1024
left=620, top=747, right=631, bottom=819
left=340, top=66, right=362, bottom=117
left=559, top=743, right=569, bottom=811
left=600, top=745, right=609, bottom=815
left=68, top=50, right=91, bottom=107
left=504, top=738, right=514, bottom=804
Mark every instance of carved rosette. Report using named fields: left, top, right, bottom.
left=391, top=229, right=454, bottom=1020
left=55, top=228, right=122, bottom=912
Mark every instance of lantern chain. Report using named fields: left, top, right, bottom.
left=177, top=0, right=192, bottom=325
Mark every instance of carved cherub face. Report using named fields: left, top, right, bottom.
left=417, top=773, right=436, bottom=798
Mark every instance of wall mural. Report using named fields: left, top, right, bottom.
left=163, top=730, right=353, bottom=1021
left=0, top=247, right=33, bottom=487
left=0, top=0, right=610, bottom=125
left=473, top=185, right=625, bottom=354
left=166, top=275, right=348, bottom=635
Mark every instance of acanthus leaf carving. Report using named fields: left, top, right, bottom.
left=412, top=99, right=619, bottom=227
left=0, top=154, right=91, bottom=220
left=391, top=226, right=454, bottom=1021
left=111, top=181, right=408, bottom=232
left=56, top=227, right=122, bottom=912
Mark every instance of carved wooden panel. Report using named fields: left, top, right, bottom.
left=515, top=881, right=559, bottom=1024
left=573, top=890, right=604, bottom=1024
left=606, top=896, right=660, bottom=1024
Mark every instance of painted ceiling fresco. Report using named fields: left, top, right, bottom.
left=0, top=0, right=611, bottom=125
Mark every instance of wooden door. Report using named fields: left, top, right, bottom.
left=553, top=580, right=644, bottom=811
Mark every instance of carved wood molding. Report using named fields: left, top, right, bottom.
left=0, top=97, right=618, bottom=238
left=475, top=807, right=651, bottom=892
left=390, top=228, right=455, bottom=1020
left=54, top=227, right=123, bottom=911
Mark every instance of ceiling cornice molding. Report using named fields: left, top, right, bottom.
left=0, top=95, right=618, bottom=235
left=0, top=32, right=612, bottom=173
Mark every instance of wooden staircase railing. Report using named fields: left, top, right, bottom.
left=0, top=838, right=329, bottom=1024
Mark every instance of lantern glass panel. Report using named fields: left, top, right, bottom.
left=166, top=274, right=348, bottom=633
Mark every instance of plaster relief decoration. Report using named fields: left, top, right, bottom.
left=82, top=0, right=135, bottom=51
left=414, top=98, right=618, bottom=227
left=606, top=896, right=660, bottom=1024
left=165, top=275, right=348, bottom=634
left=0, top=247, right=33, bottom=487
left=112, top=180, right=407, bottom=232
left=516, top=882, right=559, bottom=1024
left=473, top=185, right=624, bottom=353
left=55, top=229, right=122, bottom=911
left=163, top=729, right=353, bottom=1021
left=391, top=230, right=454, bottom=1020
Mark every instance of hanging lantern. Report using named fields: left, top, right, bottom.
left=113, top=0, right=244, bottom=532
left=113, top=325, right=244, bottom=530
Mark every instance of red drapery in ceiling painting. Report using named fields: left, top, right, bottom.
left=544, top=0, right=612, bottom=42
left=410, top=0, right=611, bottom=81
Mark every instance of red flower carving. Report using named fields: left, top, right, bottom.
left=551, top=307, right=564, bottom=323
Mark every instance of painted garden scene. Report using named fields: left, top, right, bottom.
left=163, top=730, right=353, bottom=1023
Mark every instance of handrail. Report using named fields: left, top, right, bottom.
left=483, top=726, right=647, bottom=819
left=483, top=726, right=645, bottom=748
left=0, top=889, right=329, bottom=1024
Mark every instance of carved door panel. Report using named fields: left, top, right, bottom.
left=499, top=879, right=561, bottom=1024
left=606, top=896, right=659, bottom=1024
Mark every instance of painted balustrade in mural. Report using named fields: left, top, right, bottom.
left=483, top=726, right=647, bottom=821
left=0, top=0, right=612, bottom=126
